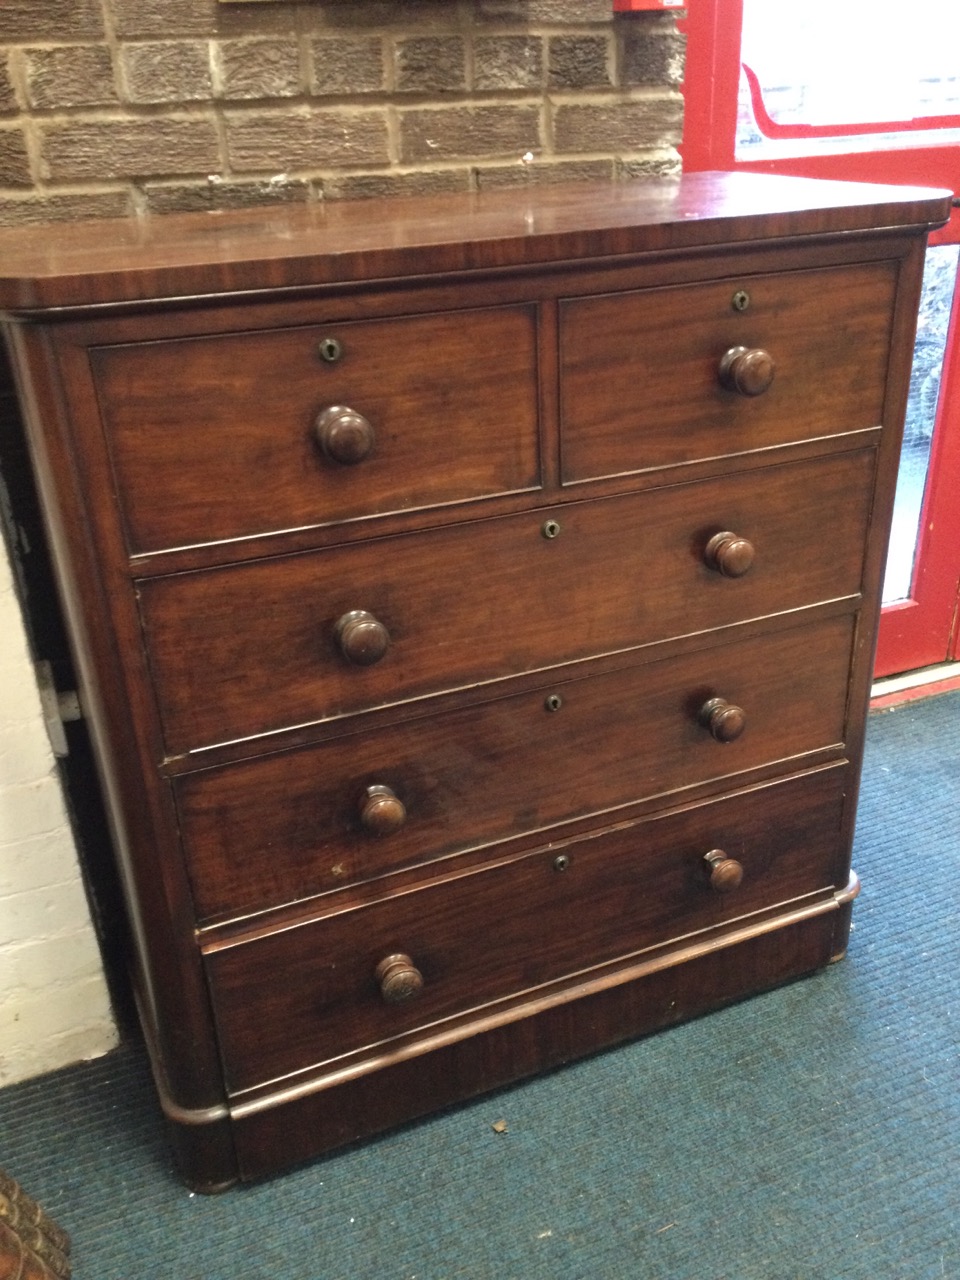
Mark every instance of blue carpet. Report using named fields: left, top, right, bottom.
left=1, top=691, right=958, bottom=1279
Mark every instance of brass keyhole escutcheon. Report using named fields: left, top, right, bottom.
left=552, top=854, right=571, bottom=872
left=545, top=694, right=563, bottom=713
left=318, top=336, right=343, bottom=363
left=542, top=519, right=561, bottom=539
left=731, top=290, right=751, bottom=312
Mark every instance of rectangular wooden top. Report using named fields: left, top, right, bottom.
left=0, top=172, right=950, bottom=313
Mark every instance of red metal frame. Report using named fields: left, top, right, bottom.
left=741, top=62, right=960, bottom=142
left=679, top=0, right=745, bottom=173
left=875, top=277, right=960, bottom=670
left=681, top=0, right=960, bottom=676
left=613, top=1, right=685, bottom=9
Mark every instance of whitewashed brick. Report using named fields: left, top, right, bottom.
left=2, top=927, right=107, bottom=994
left=0, top=774, right=71, bottom=845
left=0, top=717, right=58, bottom=788
left=0, top=661, right=48, bottom=723
left=0, top=874, right=93, bottom=948
left=0, top=544, right=117, bottom=1082
left=0, top=827, right=86, bottom=896
left=0, top=976, right=117, bottom=1087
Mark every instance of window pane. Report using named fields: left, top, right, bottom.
left=737, top=0, right=960, bottom=158
left=883, top=244, right=959, bottom=604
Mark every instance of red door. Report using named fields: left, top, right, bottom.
left=680, top=0, right=960, bottom=677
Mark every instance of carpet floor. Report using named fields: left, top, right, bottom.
left=1, top=691, right=958, bottom=1280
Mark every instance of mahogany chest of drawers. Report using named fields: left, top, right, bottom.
left=0, top=174, right=949, bottom=1190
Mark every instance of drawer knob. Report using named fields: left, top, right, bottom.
left=375, top=953, right=424, bottom=1004
left=699, top=696, right=746, bottom=743
left=703, top=848, right=744, bottom=892
left=704, top=530, right=755, bottom=578
left=718, top=346, right=776, bottom=397
left=335, top=610, right=390, bottom=666
left=359, top=784, right=407, bottom=835
left=315, top=405, right=375, bottom=465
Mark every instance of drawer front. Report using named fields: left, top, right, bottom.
left=205, top=765, right=849, bottom=1094
left=143, top=449, right=873, bottom=752
left=559, top=261, right=896, bottom=483
left=178, top=612, right=854, bottom=922
left=91, top=306, right=541, bottom=553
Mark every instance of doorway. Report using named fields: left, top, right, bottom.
left=681, top=0, right=960, bottom=682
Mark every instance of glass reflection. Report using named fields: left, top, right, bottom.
left=883, top=243, right=959, bottom=603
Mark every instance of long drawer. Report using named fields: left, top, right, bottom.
left=142, top=449, right=873, bottom=753
left=90, top=305, right=541, bottom=553
left=204, top=764, right=849, bottom=1095
left=559, top=261, right=896, bottom=482
left=177, top=612, right=855, bottom=923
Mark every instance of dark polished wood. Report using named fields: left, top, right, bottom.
left=334, top=609, right=391, bottom=668
left=90, top=305, right=540, bottom=554
left=358, top=784, right=407, bottom=836
left=314, top=405, right=376, bottom=466
left=0, top=172, right=947, bottom=310
left=718, top=345, right=776, bottom=397
left=375, top=953, right=424, bottom=1005
left=176, top=614, right=853, bottom=923
left=0, top=174, right=946, bottom=1188
left=703, top=848, right=745, bottom=892
left=139, top=449, right=875, bottom=753
left=699, top=695, right=748, bottom=743
left=559, top=260, right=897, bottom=483
left=704, top=530, right=755, bottom=578
left=230, top=909, right=840, bottom=1180
left=204, top=767, right=847, bottom=1094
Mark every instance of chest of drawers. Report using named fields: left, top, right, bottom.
left=0, top=174, right=949, bottom=1190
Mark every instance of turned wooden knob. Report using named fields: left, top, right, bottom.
left=359, top=784, right=406, bottom=835
left=375, top=953, right=424, bottom=1004
left=718, top=346, right=776, bottom=396
left=699, top=696, right=747, bottom=743
left=704, top=530, right=755, bottom=578
left=334, top=610, right=390, bottom=666
left=703, top=848, right=744, bottom=892
left=314, top=405, right=375, bottom=465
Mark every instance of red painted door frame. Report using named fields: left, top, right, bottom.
left=680, top=0, right=960, bottom=675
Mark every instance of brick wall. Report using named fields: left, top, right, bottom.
left=0, top=0, right=685, bottom=225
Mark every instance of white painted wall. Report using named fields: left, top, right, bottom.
left=0, top=540, right=118, bottom=1086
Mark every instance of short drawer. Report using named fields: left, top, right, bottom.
left=204, top=764, right=849, bottom=1094
left=177, top=612, right=855, bottom=923
left=142, top=449, right=873, bottom=753
left=90, top=305, right=541, bottom=553
left=559, top=261, right=896, bottom=482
